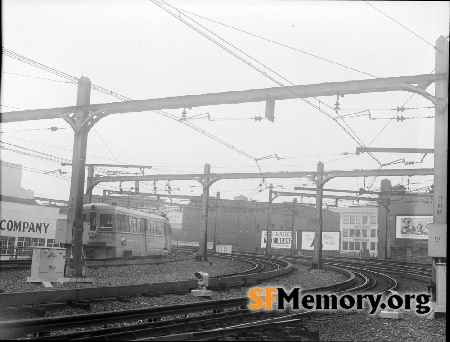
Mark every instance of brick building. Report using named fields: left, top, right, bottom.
left=378, top=179, right=433, bottom=262
left=176, top=198, right=340, bottom=253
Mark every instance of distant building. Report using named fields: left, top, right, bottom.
left=330, top=206, right=379, bottom=256
left=0, top=160, right=66, bottom=260
left=233, top=195, right=249, bottom=201
left=179, top=198, right=340, bottom=254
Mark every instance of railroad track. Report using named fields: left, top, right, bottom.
left=0, top=250, right=427, bottom=340
left=1, top=254, right=391, bottom=341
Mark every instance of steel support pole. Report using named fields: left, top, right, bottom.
left=379, top=179, right=391, bottom=260
left=265, top=184, right=274, bottom=257
left=431, top=36, right=448, bottom=296
left=312, top=162, right=324, bottom=269
left=199, top=163, right=211, bottom=261
left=290, top=198, right=297, bottom=256
left=213, top=192, right=220, bottom=252
left=86, top=165, right=95, bottom=204
left=67, top=77, right=91, bottom=277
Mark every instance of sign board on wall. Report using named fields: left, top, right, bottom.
left=261, top=231, right=292, bottom=249
left=396, top=215, right=432, bottom=239
left=301, top=231, right=340, bottom=250
left=166, top=212, right=182, bottom=229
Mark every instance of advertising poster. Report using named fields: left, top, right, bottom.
left=301, top=231, right=340, bottom=250
left=261, top=231, right=292, bottom=249
left=396, top=216, right=432, bottom=239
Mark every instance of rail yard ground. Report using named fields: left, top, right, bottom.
left=0, top=257, right=445, bottom=341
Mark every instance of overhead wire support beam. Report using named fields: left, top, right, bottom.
left=1, top=73, right=446, bottom=123
left=356, top=147, right=434, bottom=155
left=85, top=168, right=434, bottom=193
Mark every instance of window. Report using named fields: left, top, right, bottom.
left=90, top=212, right=97, bottom=231
left=343, top=229, right=349, bottom=237
left=355, top=229, right=361, bottom=237
left=343, top=241, right=348, bottom=250
left=355, top=242, right=360, bottom=250
left=149, top=221, right=157, bottom=235
left=343, top=216, right=349, bottom=224
left=47, top=239, right=61, bottom=248
left=127, top=216, right=136, bottom=233
left=1, top=236, right=15, bottom=255
left=349, top=242, right=355, bottom=250
left=31, top=238, right=45, bottom=247
left=140, top=219, right=147, bottom=232
left=124, top=216, right=130, bottom=232
left=370, top=242, right=377, bottom=251
left=356, top=216, right=362, bottom=224
left=362, top=242, right=367, bottom=250
left=350, top=229, right=355, bottom=237
left=100, top=214, right=113, bottom=231
left=17, top=237, right=32, bottom=255
left=156, top=222, right=164, bottom=235
left=362, top=229, right=367, bottom=238
left=362, top=216, right=368, bottom=224
left=371, top=229, right=377, bottom=238
left=350, top=216, right=355, bottom=224
left=371, top=216, right=377, bottom=224
left=117, top=214, right=126, bottom=232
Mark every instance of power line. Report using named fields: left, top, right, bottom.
left=0, top=126, right=67, bottom=134
left=364, top=1, right=437, bottom=50
left=2, top=47, right=260, bottom=166
left=93, top=127, right=120, bottom=163
left=2, top=71, right=77, bottom=84
left=151, top=0, right=382, bottom=166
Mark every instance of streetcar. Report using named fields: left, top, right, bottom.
left=82, top=203, right=172, bottom=259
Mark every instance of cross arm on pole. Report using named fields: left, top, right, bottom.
left=2, top=73, right=446, bottom=123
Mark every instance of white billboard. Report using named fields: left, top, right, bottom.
left=261, top=230, right=292, bottom=249
left=396, top=215, right=432, bottom=239
left=301, top=231, right=340, bottom=250
left=167, top=212, right=182, bottom=229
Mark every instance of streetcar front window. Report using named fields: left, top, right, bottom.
left=89, top=212, right=97, bottom=231
left=99, top=214, right=113, bottom=231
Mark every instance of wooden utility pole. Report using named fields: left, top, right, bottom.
left=67, top=77, right=91, bottom=277
left=312, top=162, right=324, bottom=269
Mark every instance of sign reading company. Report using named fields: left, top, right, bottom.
left=261, top=230, right=292, bottom=249
left=0, top=219, right=50, bottom=233
left=301, top=231, right=340, bottom=250
left=396, top=215, right=432, bottom=239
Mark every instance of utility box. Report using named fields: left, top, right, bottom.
left=428, top=224, right=447, bottom=257
left=216, top=245, right=232, bottom=254
left=27, top=247, right=67, bottom=283
left=55, top=219, right=90, bottom=245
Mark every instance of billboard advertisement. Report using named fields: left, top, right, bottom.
left=261, top=231, right=292, bottom=249
left=301, top=231, right=340, bottom=250
left=396, top=215, right=432, bottom=239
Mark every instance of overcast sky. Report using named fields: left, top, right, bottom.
left=1, top=0, right=448, bottom=206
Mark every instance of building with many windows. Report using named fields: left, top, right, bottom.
left=330, top=206, right=378, bottom=256
left=0, top=160, right=66, bottom=260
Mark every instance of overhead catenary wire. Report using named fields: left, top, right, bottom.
left=151, top=0, right=382, bottom=166
left=2, top=71, right=77, bottom=84
left=1, top=47, right=260, bottom=165
left=364, top=1, right=437, bottom=50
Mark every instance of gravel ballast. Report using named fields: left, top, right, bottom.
left=0, top=257, right=346, bottom=321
